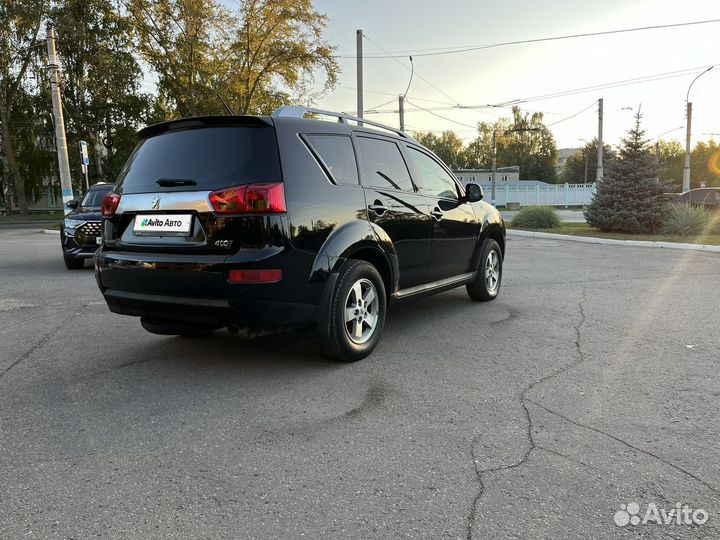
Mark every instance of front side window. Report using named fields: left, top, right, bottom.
left=356, top=137, right=414, bottom=192
left=304, top=135, right=359, bottom=186
left=407, top=147, right=459, bottom=200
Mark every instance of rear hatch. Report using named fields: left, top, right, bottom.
left=98, top=116, right=286, bottom=297
left=104, top=116, right=283, bottom=256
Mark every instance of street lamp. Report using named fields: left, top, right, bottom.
left=683, top=66, right=714, bottom=192
left=578, top=138, right=590, bottom=184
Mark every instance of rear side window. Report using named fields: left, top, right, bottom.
left=304, top=135, right=359, bottom=185
left=407, top=147, right=459, bottom=200
left=356, top=137, right=414, bottom=192
left=116, top=126, right=281, bottom=194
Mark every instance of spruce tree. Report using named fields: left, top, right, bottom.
left=584, top=111, right=667, bottom=233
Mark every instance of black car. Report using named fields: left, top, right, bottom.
left=95, top=107, right=506, bottom=361
left=61, top=183, right=114, bottom=269
left=671, top=188, right=720, bottom=209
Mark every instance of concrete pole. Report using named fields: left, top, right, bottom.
left=46, top=26, right=74, bottom=214
left=596, top=98, right=603, bottom=182
left=398, top=95, right=405, bottom=131
left=356, top=29, right=363, bottom=124
left=683, top=102, right=692, bottom=192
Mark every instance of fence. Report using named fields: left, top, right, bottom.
left=462, top=181, right=596, bottom=207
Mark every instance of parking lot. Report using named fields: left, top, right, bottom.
left=1, top=224, right=719, bottom=539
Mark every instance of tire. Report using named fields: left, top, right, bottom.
left=466, top=239, right=502, bottom=301
left=140, top=318, right=216, bottom=337
left=323, top=259, right=386, bottom=362
left=63, top=255, right=85, bottom=270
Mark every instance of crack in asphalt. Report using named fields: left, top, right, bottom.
left=465, top=287, right=587, bottom=540
left=526, top=399, right=719, bottom=496
left=466, top=285, right=719, bottom=539
left=0, top=303, right=88, bottom=383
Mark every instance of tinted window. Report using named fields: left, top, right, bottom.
left=80, top=186, right=113, bottom=207
left=305, top=135, right=359, bottom=185
left=356, top=137, right=414, bottom=192
left=116, top=126, right=281, bottom=194
left=408, top=147, right=459, bottom=200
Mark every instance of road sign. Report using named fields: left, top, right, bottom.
left=80, top=140, right=89, bottom=166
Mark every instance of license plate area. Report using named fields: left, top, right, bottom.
left=133, top=214, right=193, bottom=237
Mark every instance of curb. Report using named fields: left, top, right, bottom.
left=40, top=229, right=60, bottom=235
left=508, top=229, right=720, bottom=253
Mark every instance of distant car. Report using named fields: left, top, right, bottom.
left=672, top=188, right=720, bottom=209
left=60, top=183, right=114, bottom=269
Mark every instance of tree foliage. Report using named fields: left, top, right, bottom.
left=0, top=0, right=339, bottom=213
left=414, top=107, right=559, bottom=182
left=413, top=131, right=468, bottom=170
left=584, top=111, right=667, bottom=233
left=561, top=139, right=615, bottom=184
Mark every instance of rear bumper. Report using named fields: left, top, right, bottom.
left=102, top=288, right=316, bottom=328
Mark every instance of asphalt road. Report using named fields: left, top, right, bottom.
left=1, top=225, right=719, bottom=539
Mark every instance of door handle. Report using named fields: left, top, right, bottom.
left=430, top=208, right=444, bottom=221
left=368, top=202, right=388, bottom=215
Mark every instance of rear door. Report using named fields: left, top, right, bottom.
left=354, top=135, right=432, bottom=290
left=405, top=145, right=479, bottom=282
left=109, top=119, right=282, bottom=256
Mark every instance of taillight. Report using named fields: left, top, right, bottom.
left=228, top=269, right=282, bottom=284
left=209, top=183, right=286, bottom=214
left=101, top=192, right=121, bottom=217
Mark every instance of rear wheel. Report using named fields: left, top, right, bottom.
left=63, top=255, right=85, bottom=270
left=466, top=239, right=502, bottom=301
left=323, top=259, right=386, bottom=362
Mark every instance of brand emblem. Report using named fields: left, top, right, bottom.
left=151, top=196, right=161, bottom=210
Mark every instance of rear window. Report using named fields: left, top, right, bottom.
left=116, top=126, right=281, bottom=194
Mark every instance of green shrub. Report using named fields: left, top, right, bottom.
left=511, top=206, right=561, bottom=229
left=663, top=204, right=712, bottom=236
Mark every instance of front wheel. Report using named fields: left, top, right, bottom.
left=466, top=239, right=502, bottom=301
left=323, top=259, right=386, bottom=362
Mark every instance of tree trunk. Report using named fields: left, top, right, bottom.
left=0, top=102, right=29, bottom=215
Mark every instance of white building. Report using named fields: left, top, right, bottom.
left=453, top=166, right=520, bottom=184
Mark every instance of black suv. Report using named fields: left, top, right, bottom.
left=95, top=107, right=505, bottom=361
left=61, top=183, right=114, bottom=269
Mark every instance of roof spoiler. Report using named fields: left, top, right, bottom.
left=138, top=115, right=273, bottom=140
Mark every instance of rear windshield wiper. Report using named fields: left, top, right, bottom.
left=156, top=178, right=198, bottom=187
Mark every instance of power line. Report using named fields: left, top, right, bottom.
left=362, top=33, right=460, bottom=105
left=364, top=64, right=719, bottom=115
left=336, top=18, right=720, bottom=59
left=404, top=99, right=478, bottom=130
left=546, top=101, right=597, bottom=127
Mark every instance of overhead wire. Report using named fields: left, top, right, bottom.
left=336, top=18, right=720, bottom=58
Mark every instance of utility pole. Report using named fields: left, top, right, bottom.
left=398, top=94, right=405, bottom=131
left=356, top=29, right=363, bottom=124
left=682, top=102, right=692, bottom=192
left=491, top=130, right=497, bottom=206
left=596, top=98, right=603, bottom=182
left=46, top=26, right=74, bottom=213
left=683, top=66, right=714, bottom=192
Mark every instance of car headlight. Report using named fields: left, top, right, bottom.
left=63, top=218, right=85, bottom=229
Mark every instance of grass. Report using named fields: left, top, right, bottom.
left=0, top=211, right=63, bottom=222
left=510, top=222, right=720, bottom=246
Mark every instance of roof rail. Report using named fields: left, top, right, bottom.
left=272, top=106, right=412, bottom=139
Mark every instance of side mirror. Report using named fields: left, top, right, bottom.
left=66, top=199, right=79, bottom=209
left=465, top=183, right=483, bottom=202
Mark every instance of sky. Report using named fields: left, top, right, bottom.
left=309, top=0, right=720, bottom=150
